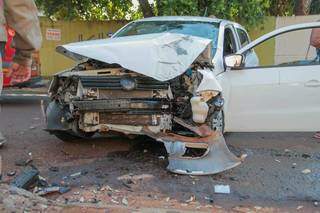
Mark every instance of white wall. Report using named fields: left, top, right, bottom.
left=275, top=15, right=320, bottom=64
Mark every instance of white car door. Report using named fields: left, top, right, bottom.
left=223, top=66, right=280, bottom=131
left=279, top=64, right=320, bottom=131
left=222, top=22, right=320, bottom=132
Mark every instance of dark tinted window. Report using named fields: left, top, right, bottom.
left=237, top=28, right=250, bottom=47
left=224, top=28, right=237, bottom=56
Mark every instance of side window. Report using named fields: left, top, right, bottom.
left=244, top=28, right=320, bottom=68
left=236, top=28, right=250, bottom=47
left=224, top=28, right=237, bottom=56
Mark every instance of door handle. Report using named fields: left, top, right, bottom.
left=305, top=80, right=320, bottom=87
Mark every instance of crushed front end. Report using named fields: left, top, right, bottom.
left=46, top=33, right=241, bottom=175
left=47, top=62, right=172, bottom=136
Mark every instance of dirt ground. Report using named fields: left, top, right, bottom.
left=1, top=91, right=320, bottom=212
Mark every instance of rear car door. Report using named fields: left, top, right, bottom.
left=223, top=22, right=320, bottom=132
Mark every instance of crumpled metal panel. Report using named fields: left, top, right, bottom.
left=56, top=33, right=212, bottom=81
left=164, top=134, right=241, bottom=175
left=196, top=69, right=222, bottom=93
left=143, top=126, right=241, bottom=175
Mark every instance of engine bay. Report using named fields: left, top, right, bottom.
left=48, top=59, right=224, bottom=137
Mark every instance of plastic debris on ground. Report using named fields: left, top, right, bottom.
left=301, top=169, right=311, bottom=174
left=214, top=185, right=230, bottom=194
left=10, top=166, right=39, bottom=189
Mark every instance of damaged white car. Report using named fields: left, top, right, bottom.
left=46, top=16, right=320, bottom=175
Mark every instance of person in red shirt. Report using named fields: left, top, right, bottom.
left=0, top=0, right=42, bottom=147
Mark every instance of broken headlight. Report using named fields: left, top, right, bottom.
left=212, top=96, right=224, bottom=111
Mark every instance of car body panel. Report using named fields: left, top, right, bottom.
left=221, top=22, right=320, bottom=132
left=221, top=67, right=280, bottom=131
left=278, top=64, right=320, bottom=131
left=57, top=33, right=212, bottom=81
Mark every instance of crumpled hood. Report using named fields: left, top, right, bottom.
left=56, top=33, right=212, bottom=81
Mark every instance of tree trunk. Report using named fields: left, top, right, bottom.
left=138, top=0, right=155, bottom=17
left=156, top=0, right=162, bottom=16
left=294, top=0, right=313, bottom=15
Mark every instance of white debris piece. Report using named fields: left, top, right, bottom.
left=296, top=205, right=304, bottom=210
left=214, top=185, right=230, bottom=194
left=122, top=197, right=128, bottom=206
left=117, top=174, right=154, bottom=182
left=70, top=172, right=82, bottom=178
left=240, top=154, right=248, bottom=161
left=301, top=169, right=311, bottom=174
left=185, top=195, right=196, bottom=203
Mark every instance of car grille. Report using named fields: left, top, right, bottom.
left=79, top=76, right=168, bottom=90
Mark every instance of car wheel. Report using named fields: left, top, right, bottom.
left=210, top=110, right=225, bottom=133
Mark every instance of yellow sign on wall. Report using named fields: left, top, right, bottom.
left=39, top=18, right=128, bottom=77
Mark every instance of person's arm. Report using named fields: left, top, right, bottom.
left=4, top=0, right=42, bottom=66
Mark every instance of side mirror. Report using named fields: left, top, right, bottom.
left=224, top=54, right=244, bottom=69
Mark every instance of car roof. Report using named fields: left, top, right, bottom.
left=135, top=16, right=223, bottom=23
left=134, top=16, right=245, bottom=30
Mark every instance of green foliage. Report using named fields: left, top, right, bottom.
left=158, top=0, right=199, bottom=16
left=35, top=0, right=319, bottom=27
left=209, top=0, right=271, bottom=27
left=35, top=0, right=141, bottom=21
left=310, top=0, right=320, bottom=15
left=268, top=0, right=294, bottom=16
left=156, top=0, right=270, bottom=27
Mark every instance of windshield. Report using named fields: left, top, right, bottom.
left=114, top=21, right=220, bottom=56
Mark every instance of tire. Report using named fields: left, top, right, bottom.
left=210, top=110, right=225, bottom=133
left=50, top=130, right=95, bottom=142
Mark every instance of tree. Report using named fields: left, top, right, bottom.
left=268, top=0, right=295, bottom=16
left=294, top=0, right=312, bottom=15
left=310, top=0, right=320, bottom=14
left=138, top=0, right=154, bottom=17
left=36, top=0, right=271, bottom=26
left=35, top=0, right=140, bottom=21
left=35, top=0, right=319, bottom=28
left=152, top=0, right=271, bottom=27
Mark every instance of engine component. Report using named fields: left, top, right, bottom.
left=190, top=96, right=209, bottom=123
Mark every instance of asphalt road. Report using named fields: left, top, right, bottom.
left=0, top=94, right=320, bottom=211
